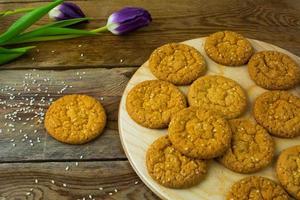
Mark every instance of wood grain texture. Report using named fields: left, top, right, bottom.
left=0, top=67, right=137, bottom=162
left=0, top=161, right=159, bottom=200
left=1, top=1, right=300, bottom=199
left=0, top=0, right=300, bottom=69
left=119, top=38, right=300, bottom=200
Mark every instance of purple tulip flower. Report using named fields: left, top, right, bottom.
left=48, top=2, right=85, bottom=20
left=106, top=7, right=152, bottom=35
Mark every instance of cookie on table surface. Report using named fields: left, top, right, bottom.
left=218, top=119, right=274, bottom=173
left=204, top=31, right=253, bottom=66
left=188, top=75, right=247, bottom=119
left=168, top=107, right=232, bottom=159
left=146, top=135, right=208, bottom=189
left=227, top=176, right=289, bottom=200
left=248, top=51, right=300, bottom=90
left=276, top=145, right=300, bottom=200
left=126, top=80, right=187, bottom=129
left=253, top=90, right=300, bottom=138
left=149, top=43, right=207, bottom=85
left=45, top=94, right=106, bottom=144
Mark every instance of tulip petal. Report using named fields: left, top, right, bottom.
left=106, top=7, right=152, bottom=35
left=114, top=15, right=151, bottom=35
left=108, top=7, right=151, bottom=24
left=49, top=2, right=86, bottom=21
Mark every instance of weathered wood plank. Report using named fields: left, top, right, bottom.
left=0, top=0, right=300, bottom=69
left=0, top=67, right=137, bottom=162
left=0, top=161, right=160, bottom=200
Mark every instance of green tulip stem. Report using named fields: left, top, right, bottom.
left=2, top=25, right=109, bottom=45
left=0, top=7, right=35, bottom=17
left=91, top=25, right=108, bottom=33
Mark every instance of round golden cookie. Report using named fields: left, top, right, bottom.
left=126, top=80, right=187, bottom=129
left=204, top=31, right=253, bottom=66
left=276, top=145, right=300, bottom=200
left=148, top=43, right=207, bottom=85
left=227, top=176, right=289, bottom=200
left=253, top=91, right=300, bottom=138
left=148, top=43, right=206, bottom=85
left=188, top=75, right=247, bottom=119
left=218, top=119, right=275, bottom=173
left=45, top=94, right=106, bottom=144
left=146, top=135, right=208, bottom=189
left=168, top=107, right=232, bottom=159
left=248, top=51, right=300, bottom=90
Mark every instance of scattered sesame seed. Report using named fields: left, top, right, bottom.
left=75, top=162, right=79, bottom=166
left=134, top=181, right=139, bottom=185
left=99, top=187, right=103, bottom=190
left=35, top=179, right=38, bottom=183
left=65, top=166, right=70, bottom=171
left=80, top=53, right=84, bottom=57
left=80, top=155, right=83, bottom=159
left=51, top=180, right=55, bottom=184
left=108, top=193, right=113, bottom=196
left=63, top=183, right=67, bottom=187
left=114, top=188, right=118, bottom=193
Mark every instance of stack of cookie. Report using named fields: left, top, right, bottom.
left=126, top=31, right=300, bottom=199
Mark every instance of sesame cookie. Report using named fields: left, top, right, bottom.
left=253, top=91, right=300, bottom=138
left=126, top=80, right=187, bottom=129
left=146, top=135, right=208, bottom=188
left=45, top=94, right=106, bottom=144
left=168, top=107, right=232, bottom=159
left=227, top=176, right=289, bottom=200
left=276, top=145, right=300, bottom=199
left=248, top=51, right=300, bottom=90
left=218, top=119, right=275, bottom=173
left=148, top=43, right=207, bottom=85
left=204, top=31, right=253, bottom=66
left=188, top=75, right=247, bottom=119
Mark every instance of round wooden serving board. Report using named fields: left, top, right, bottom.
left=118, top=37, right=300, bottom=200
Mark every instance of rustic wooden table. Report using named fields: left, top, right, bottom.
left=0, top=0, right=300, bottom=199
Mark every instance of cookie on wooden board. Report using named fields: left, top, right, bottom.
left=168, top=107, right=232, bottom=159
left=218, top=119, right=274, bottom=173
left=248, top=51, right=300, bottom=90
left=149, top=43, right=207, bottom=85
left=45, top=94, right=106, bottom=144
left=204, top=31, right=253, bottom=66
left=276, top=145, right=300, bottom=200
left=227, top=176, right=289, bottom=200
left=188, top=75, right=247, bottom=119
left=146, top=135, right=208, bottom=189
left=253, top=90, right=300, bottom=138
left=126, top=80, right=187, bottom=129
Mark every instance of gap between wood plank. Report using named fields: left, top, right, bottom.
left=0, top=157, right=128, bottom=164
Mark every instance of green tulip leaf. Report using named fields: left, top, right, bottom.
left=0, top=0, right=64, bottom=44
left=0, top=46, right=35, bottom=65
